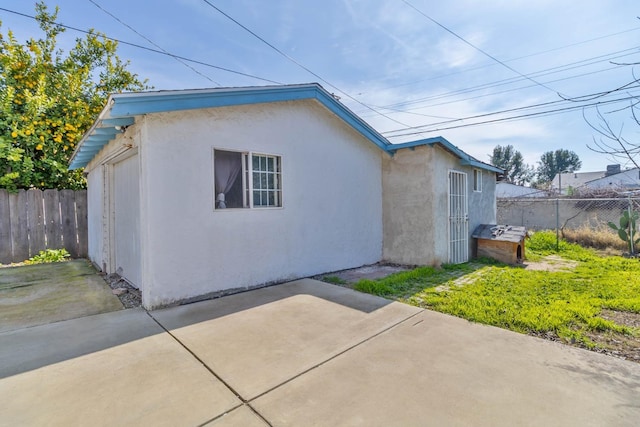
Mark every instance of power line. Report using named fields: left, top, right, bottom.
left=359, top=26, right=640, bottom=94
left=88, top=0, right=221, bottom=86
left=365, top=64, right=629, bottom=119
left=401, top=0, right=562, bottom=96
left=0, top=6, right=281, bottom=85
left=367, top=47, right=639, bottom=113
left=384, top=84, right=640, bottom=135
left=200, top=0, right=412, bottom=128
left=387, top=94, right=640, bottom=137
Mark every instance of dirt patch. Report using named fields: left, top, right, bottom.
left=314, top=263, right=412, bottom=285
left=522, top=255, right=578, bottom=272
left=581, top=309, right=640, bottom=363
left=583, top=313, right=640, bottom=363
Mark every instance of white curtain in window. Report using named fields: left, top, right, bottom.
left=214, top=151, right=241, bottom=208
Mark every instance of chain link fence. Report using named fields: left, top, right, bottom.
left=497, top=197, right=640, bottom=250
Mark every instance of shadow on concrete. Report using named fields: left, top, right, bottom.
left=0, top=279, right=395, bottom=379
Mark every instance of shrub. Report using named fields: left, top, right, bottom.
left=25, top=248, right=70, bottom=264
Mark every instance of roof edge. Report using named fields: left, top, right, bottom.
left=69, top=83, right=390, bottom=170
left=386, top=137, right=503, bottom=173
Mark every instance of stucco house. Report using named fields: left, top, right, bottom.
left=69, top=83, right=501, bottom=309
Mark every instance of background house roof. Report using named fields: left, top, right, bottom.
left=69, top=83, right=499, bottom=173
left=496, top=182, right=549, bottom=198
left=584, top=168, right=640, bottom=190
left=551, top=171, right=605, bottom=191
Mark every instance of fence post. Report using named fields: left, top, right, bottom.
left=556, top=198, right=560, bottom=250
left=629, top=195, right=635, bottom=255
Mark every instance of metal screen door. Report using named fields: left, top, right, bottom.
left=448, top=170, right=469, bottom=264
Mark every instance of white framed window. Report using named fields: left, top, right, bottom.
left=214, top=149, right=282, bottom=209
left=473, top=169, right=482, bottom=192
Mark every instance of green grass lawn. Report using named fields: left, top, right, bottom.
left=353, top=231, right=640, bottom=349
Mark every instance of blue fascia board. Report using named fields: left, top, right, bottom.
left=387, top=136, right=503, bottom=174
left=85, top=135, right=113, bottom=143
left=70, top=84, right=393, bottom=169
left=101, top=117, right=135, bottom=127
left=109, top=86, right=318, bottom=117
left=93, top=127, right=121, bottom=136
left=107, top=84, right=390, bottom=151
left=71, top=84, right=499, bottom=173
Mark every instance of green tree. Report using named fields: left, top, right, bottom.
left=489, top=144, right=533, bottom=185
left=536, top=149, right=582, bottom=183
left=0, top=2, right=149, bottom=190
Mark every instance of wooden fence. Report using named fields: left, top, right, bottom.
left=0, top=189, right=88, bottom=264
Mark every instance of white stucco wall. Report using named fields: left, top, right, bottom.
left=382, top=145, right=440, bottom=265
left=84, top=125, right=142, bottom=277
left=383, top=145, right=496, bottom=266
left=86, top=167, right=103, bottom=269
left=133, top=100, right=382, bottom=308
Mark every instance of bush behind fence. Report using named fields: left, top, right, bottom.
left=497, top=197, right=639, bottom=233
left=0, top=189, right=88, bottom=264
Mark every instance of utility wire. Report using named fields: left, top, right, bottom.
left=369, top=47, right=639, bottom=113
left=88, top=0, right=222, bottom=86
left=360, top=26, right=640, bottom=94
left=401, top=0, right=562, bottom=96
left=200, top=0, right=411, bottom=128
left=387, top=94, right=640, bottom=137
left=383, top=84, right=640, bottom=135
left=0, top=6, right=282, bottom=84
left=365, top=64, right=629, bottom=118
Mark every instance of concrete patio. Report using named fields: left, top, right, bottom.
left=1, top=279, right=639, bottom=426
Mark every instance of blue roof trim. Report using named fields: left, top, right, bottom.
left=69, top=84, right=390, bottom=169
left=387, top=136, right=503, bottom=174
left=68, top=83, right=500, bottom=174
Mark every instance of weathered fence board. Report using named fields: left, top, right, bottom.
left=9, top=190, right=29, bottom=262
left=27, top=189, right=46, bottom=254
left=0, top=189, right=88, bottom=263
left=44, top=189, right=62, bottom=249
left=0, top=193, right=11, bottom=261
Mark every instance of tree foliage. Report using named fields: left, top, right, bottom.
left=0, top=2, right=149, bottom=190
left=536, top=149, right=582, bottom=183
left=489, top=144, right=533, bottom=185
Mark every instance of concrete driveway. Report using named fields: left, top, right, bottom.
left=1, top=279, right=639, bottom=426
left=0, top=260, right=123, bottom=333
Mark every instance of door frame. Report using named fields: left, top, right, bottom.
left=448, top=169, right=469, bottom=264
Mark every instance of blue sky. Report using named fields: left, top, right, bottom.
left=2, top=0, right=640, bottom=173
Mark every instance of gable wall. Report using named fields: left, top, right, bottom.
left=382, top=145, right=496, bottom=265
left=138, top=100, right=383, bottom=308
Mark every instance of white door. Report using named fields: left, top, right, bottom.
left=113, top=155, right=141, bottom=288
left=448, top=170, right=469, bottom=264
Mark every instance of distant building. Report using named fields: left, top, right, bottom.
left=496, top=182, right=549, bottom=198
left=551, top=165, right=640, bottom=195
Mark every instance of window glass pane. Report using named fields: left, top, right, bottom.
left=249, top=154, right=282, bottom=208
